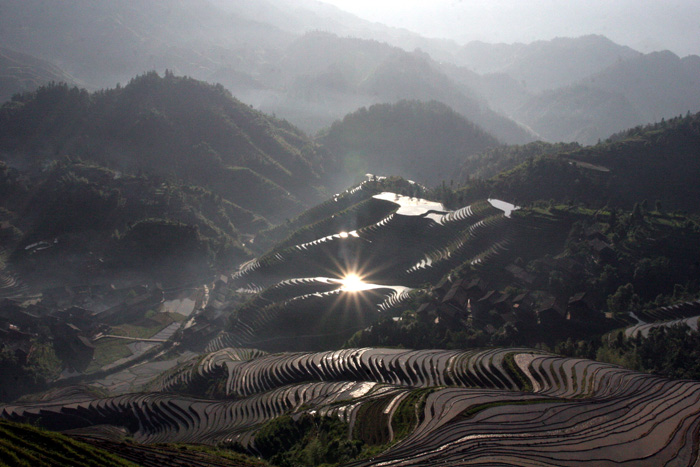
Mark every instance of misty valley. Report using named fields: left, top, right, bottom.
left=1, top=1, right=700, bottom=466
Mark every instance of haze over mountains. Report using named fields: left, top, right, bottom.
left=2, top=2, right=700, bottom=465
left=0, top=73, right=330, bottom=222
left=324, top=0, right=700, bottom=57
left=1, top=0, right=699, bottom=144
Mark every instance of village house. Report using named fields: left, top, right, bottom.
left=537, top=296, right=567, bottom=324
left=505, top=264, right=536, bottom=287
left=416, top=302, right=438, bottom=322
left=584, top=225, right=608, bottom=241
left=566, top=292, right=601, bottom=321
left=462, top=278, right=488, bottom=300
left=441, top=283, right=470, bottom=313
left=430, top=277, right=452, bottom=299
left=511, top=292, right=536, bottom=323
left=588, top=239, right=615, bottom=262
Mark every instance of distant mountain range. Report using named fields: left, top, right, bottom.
left=511, top=49, right=700, bottom=143
left=0, top=47, right=78, bottom=102
left=453, top=35, right=642, bottom=92
left=2, top=0, right=698, bottom=144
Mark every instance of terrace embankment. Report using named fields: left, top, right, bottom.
left=3, top=347, right=699, bottom=465
left=224, top=186, right=516, bottom=351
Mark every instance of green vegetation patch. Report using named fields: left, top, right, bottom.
left=158, top=444, right=273, bottom=467
left=351, top=395, right=393, bottom=446
left=0, top=420, right=136, bottom=467
left=0, top=343, right=61, bottom=402
left=390, top=388, right=436, bottom=442
left=503, top=353, right=533, bottom=392
left=86, top=339, right=132, bottom=372
left=111, top=311, right=177, bottom=339
left=254, top=414, right=364, bottom=467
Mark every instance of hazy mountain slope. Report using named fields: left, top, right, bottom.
left=2, top=1, right=696, bottom=149
left=0, top=47, right=77, bottom=103
left=456, top=35, right=641, bottom=91
left=0, top=72, right=330, bottom=222
left=0, top=0, right=292, bottom=87
left=11, top=0, right=691, bottom=148
left=264, top=33, right=533, bottom=143
left=319, top=100, right=500, bottom=185
left=507, top=50, right=700, bottom=144
left=457, top=112, right=700, bottom=212
left=356, top=50, right=491, bottom=129
left=209, top=0, right=462, bottom=61
left=513, top=85, right=645, bottom=144
left=582, top=50, right=700, bottom=122
left=0, top=0, right=532, bottom=144
left=440, top=64, right=533, bottom=115
left=0, top=0, right=454, bottom=92
left=279, top=32, right=395, bottom=85
left=439, top=35, right=662, bottom=144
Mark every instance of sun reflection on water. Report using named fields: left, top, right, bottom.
left=339, top=273, right=374, bottom=292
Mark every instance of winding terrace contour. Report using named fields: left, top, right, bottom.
left=2, top=347, right=699, bottom=465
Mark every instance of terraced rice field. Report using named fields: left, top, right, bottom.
left=625, top=315, right=700, bottom=338
left=6, top=186, right=695, bottom=464
left=3, top=347, right=699, bottom=465
left=0, top=270, right=29, bottom=298
left=224, top=190, right=517, bottom=350
left=635, top=299, right=700, bottom=323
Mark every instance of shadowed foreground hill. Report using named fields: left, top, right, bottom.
left=0, top=419, right=271, bottom=467
left=0, top=420, right=137, bottom=467
left=1, top=174, right=699, bottom=464
left=0, top=72, right=331, bottom=222
left=319, top=100, right=500, bottom=185
left=0, top=157, right=274, bottom=288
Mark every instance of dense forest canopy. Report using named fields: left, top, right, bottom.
left=454, top=112, right=700, bottom=213
left=319, top=100, right=500, bottom=185
left=0, top=72, right=331, bottom=223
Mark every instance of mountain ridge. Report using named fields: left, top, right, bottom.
left=0, top=72, right=331, bottom=222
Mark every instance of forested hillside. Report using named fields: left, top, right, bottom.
left=0, top=72, right=331, bottom=222
left=456, top=112, right=700, bottom=212
left=319, top=100, right=500, bottom=185
left=0, top=160, right=260, bottom=287
left=460, top=141, right=581, bottom=181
